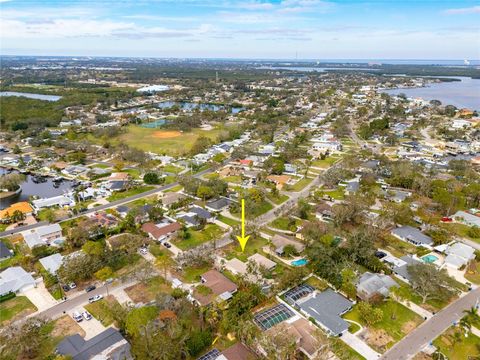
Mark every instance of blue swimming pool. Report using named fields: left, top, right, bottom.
left=291, top=258, right=308, bottom=266
left=422, top=254, right=439, bottom=263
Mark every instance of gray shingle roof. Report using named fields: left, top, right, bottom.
left=297, top=289, right=353, bottom=336
left=57, top=328, right=129, bottom=360
left=391, top=226, right=433, bottom=246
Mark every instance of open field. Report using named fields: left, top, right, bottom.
left=116, top=125, right=223, bottom=156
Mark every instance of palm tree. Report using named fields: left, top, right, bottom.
left=463, top=306, right=479, bottom=321
left=459, top=317, right=472, bottom=333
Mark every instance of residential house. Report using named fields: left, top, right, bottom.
left=23, top=224, right=64, bottom=249
left=297, top=289, right=353, bottom=336
left=160, top=192, right=186, bottom=209
left=206, top=198, right=231, bottom=212
left=315, top=203, right=333, bottom=222
left=0, top=202, right=34, bottom=222
left=444, top=242, right=476, bottom=269
left=453, top=210, right=480, bottom=228
left=356, top=272, right=398, bottom=301
left=178, top=206, right=214, bottom=227
left=266, top=175, right=291, bottom=190
left=56, top=328, right=132, bottom=360
left=391, top=225, right=433, bottom=248
left=39, top=253, right=64, bottom=275
left=247, top=253, right=276, bottom=271
left=32, top=195, right=74, bottom=211
left=0, top=242, right=13, bottom=260
left=142, top=221, right=181, bottom=242
left=88, top=212, right=119, bottom=229
left=194, top=269, right=238, bottom=306
left=392, top=255, right=422, bottom=284
left=271, top=234, right=305, bottom=256
left=0, top=266, right=36, bottom=295
left=199, top=343, right=256, bottom=360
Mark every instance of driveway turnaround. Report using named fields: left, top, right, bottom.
left=22, top=280, right=58, bottom=311
left=381, top=288, right=480, bottom=360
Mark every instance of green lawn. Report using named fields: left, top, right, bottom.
left=223, top=236, right=270, bottom=262
left=270, top=216, right=299, bottom=231
left=174, top=224, right=225, bottom=250
left=90, top=163, right=111, bottom=169
left=123, top=168, right=141, bottom=179
left=164, top=184, right=183, bottom=193
left=266, top=193, right=289, bottom=205
left=321, top=188, right=345, bottom=200
left=288, top=177, right=313, bottom=191
left=182, top=264, right=212, bottom=282
left=0, top=296, right=37, bottom=325
left=305, top=276, right=329, bottom=291
left=330, top=338, right=366, bottom=360
left=162, top=164, right=183, bottom=174
left=444, top=223, right=480, bottom=244
left=84, top=296, right=121, bottom=327
left=223, top=175, right=242, bottom=184
left=343, top=300, right=423, bottom=352
left=217, top=215, right=240, bottom=227
left=312, top=156, right=340, bottom=168
left=393, top=281, right=455, bottom=312
left=107, top=185, right=155, bottom=202
left=465, top=259, right=480, bottom=284
left=115, top=125, right=223, bottom=156
left=433, top=327, right=480, bottom=360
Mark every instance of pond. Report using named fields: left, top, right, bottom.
left=157, top=101, right=244, bottom=114
left=0, top=168, right=75, bottom=209
left=0, top=91, right=62, bottom=101
left=381, top=76, right=480, bottom=110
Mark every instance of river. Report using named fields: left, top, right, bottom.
left=0, top=169, right=75, bottom=209
left=381, top=76, right=480, bottom=110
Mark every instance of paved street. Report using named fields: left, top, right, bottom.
left=381, top=288, right=480, bottom=360
left=35, top=280, right=137, bottom=320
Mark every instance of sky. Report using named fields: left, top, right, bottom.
left=0, top=0, right=479, bottom=59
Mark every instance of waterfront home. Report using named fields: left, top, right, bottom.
left=32, top=195, right=74, bottom=211
left=0, top=202, right=34, bottom=222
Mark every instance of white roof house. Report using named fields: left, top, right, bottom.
left=32, top=195, right=74, bottom=210
left=247, top=253, right=277, bottom=271
left=444, top=242, right=476, bottom=269
left=453, top=211, right=480, bottom=228
left=22, top=224, right=64, bottom=249
left=39, top=253, right=64, bottom=275
left=0, top=266, right=36, bottom=295
left=357, top=272, right=398, bottom=300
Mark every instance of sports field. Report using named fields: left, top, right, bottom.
left=117, top=125, right=223, bottom=156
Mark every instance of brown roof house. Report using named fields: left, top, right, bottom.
left=263, top=318, right=326, bottom=359
left=193, top=269, right=238, bottom=306
left=271, top=234, right=305, bottom=256
left=198, top=342, right=256, bottom=360
left=142, top=221, right=181, bottom=242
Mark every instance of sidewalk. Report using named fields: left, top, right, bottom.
left=393, top=296, right=433, bottom=319
left=341, top=332, right=381, bottom=360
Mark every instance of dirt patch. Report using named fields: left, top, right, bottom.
left=52, top=315, right=86, bottom=338
left=401, top=320, right=417, bottom=334
left=125, top=283, right=151, bottom=303
left=152, top=130, right=182, bottom=139
left=363, top=328, right=394, bottom=351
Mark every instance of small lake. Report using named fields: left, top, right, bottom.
left=0, top=168, right=75, bottom=209
left=381, top=76, right=480, bottom=110
left=157, top=101, right=244, bottom=114
left=0, top=91, right=62, bottom=102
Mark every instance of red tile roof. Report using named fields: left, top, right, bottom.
left=141, top=222, right=181, bottom=239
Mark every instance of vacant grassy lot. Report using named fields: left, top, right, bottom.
left=312, top=156, right=340, bottom=168
left=125, top=276, right=171, bottom=303
left=84, top=295, right=121, bottom=327
left=181, top=264, right=212, bottom=282
left=0, top=296, right=37, bottom=325
left=217, top=214, right=240, bottom=227
left=288, top=177, right=313, bottom=191
left=344, top=300, right=423, bottom=352
left=270, top=216, right=299, bottom=231
left=223, top=236, right=270, bottom=262
left=433, top=327, right=480, bottom=360
left=117, top=125, right=223, bottom=156
left=174, top=224, right=224, bottom=250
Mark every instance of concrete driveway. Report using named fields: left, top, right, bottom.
left=22, top=279, right=58, bottom=312
left=341, top=331, right=381, bottom=360
left=75, top=306, right=106, bottom=340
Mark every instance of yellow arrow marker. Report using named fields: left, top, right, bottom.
left=236, top=198, right=250, bottom=252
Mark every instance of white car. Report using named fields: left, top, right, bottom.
left=82, top=311, right=92, bottom=321
left=72, top=311, right=83, bottom=322
left=69, top=282, right=77, bottom=289
left=88, top=294, right=103, bottom=303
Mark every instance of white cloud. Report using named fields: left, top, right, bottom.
left=443, top=6, right=480, bottom=15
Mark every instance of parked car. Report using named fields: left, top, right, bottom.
left=88, top=294, right=103, bottom=303
left=441, top=217, right=453, bottom=223
left=82, top=311, right=92, bottom=321
left=163, top=242, right=172, bottom=248
left=62, top=284, right=70, bottom=292
left=374, top=251, right=387, bottom=259
left=69, top=282, right=77, bottom=289
left=72, top=311, right=83, bottom=322
left=85, top=285, right=96, bottom=292
left=139, top=247, right=148, bottom=255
